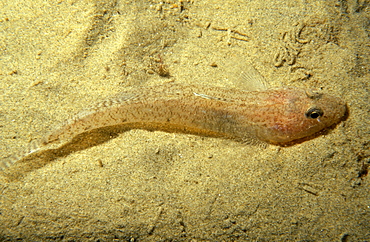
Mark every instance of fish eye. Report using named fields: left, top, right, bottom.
left=305, top=107, right=324, bottom=119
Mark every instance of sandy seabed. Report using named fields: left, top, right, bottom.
left=0, top=0, right=369, bottom=241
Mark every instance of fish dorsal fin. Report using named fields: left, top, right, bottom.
left=221, top=56, right=269, bottom=91
left=237, top=65, right=268, bottom=91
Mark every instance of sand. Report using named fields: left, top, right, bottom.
left=0, top=0, right=369, bottom=241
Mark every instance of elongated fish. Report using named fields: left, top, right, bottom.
left=1, top=81, right=346, bottom=172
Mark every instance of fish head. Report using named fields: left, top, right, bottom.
left=265, top=88, right=347, bottom=145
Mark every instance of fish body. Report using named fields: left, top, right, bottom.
left=0, top=82, right=347, bottom=171
left=44, top=83, right=346, bottom=146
